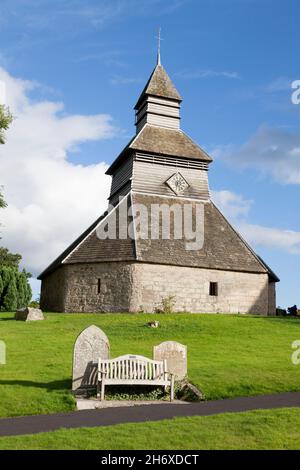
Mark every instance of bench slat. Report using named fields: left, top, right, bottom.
left=98, top=354, right=174, bottom=401
left=103, top=379, right=170, bottom=386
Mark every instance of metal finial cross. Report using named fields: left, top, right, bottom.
left=156, top=27, right=163, bottom=65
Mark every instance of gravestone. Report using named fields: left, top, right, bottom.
left=153, top=341, right=187, bottom=380
left=72, top=325, right=110, bottom=394
left=0, top=340, right=6, bottom=365
left=15, top=307, right=44, bottom=321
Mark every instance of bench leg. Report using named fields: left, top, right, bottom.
left=101, top=378, right=105, bottom=401
left=97, top=380, right=101, bottom=400
left=170, top=375, right=175, bottom=402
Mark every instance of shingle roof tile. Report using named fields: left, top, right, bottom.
left=39, top=192, right=278, bottom=282
left=132, top=193, right=269, bottom=275
left=135, top=64, right=182, bottom=109
left=106, top=125, right=212, bottom=175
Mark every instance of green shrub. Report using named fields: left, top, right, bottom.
left=155, top=295, right=176, bottom=314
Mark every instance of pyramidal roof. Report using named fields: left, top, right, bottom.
left=38, top=192, right=279, bottom=282
left=134, top=64, right=182, bottom=109
left=106, top=124, right=212, bottom=175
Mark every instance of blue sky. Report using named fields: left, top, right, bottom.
left=0, top=0, right=300, bottom=307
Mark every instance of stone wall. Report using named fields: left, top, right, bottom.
left=40, top=266, right=67, bottom=312
left=40, top=262, right=134, bottom=313
left=268, top=282, right=276, bottom=316
left=131, top=263, right=272, bottom=315
left=41, top=261, right=275, bottom=315
left=64, top=263, right=134, bottom=313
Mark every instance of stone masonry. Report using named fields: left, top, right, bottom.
left=40, top=262, right=134, bottom=313
left=40, top=261, right=275, bottom=315
left=131, top=263, right=272, bottom=315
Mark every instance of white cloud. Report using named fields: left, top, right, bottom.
left=213, top=189, right=300, bottom=255
left=176, top=69, right=240, bottom=80
left=76, top=51, right=126, bottom=68
left=0, top=0, right=187, bottom=33
left=211, top=190, right=253, bottom=218
left=217, top=124, right=300, bottom=184
left=0, top=67, right=118, bottom=280
left=266, top=77, right=292, bottom=93
left=237, top=223, right=300, bottom=255
left=110, top=76, right=143, bottom=85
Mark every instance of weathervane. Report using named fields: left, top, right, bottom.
left=156, top=27, right=163, bottom=65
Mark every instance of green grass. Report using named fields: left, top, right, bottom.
left=0, top=312, right=300, bottom=418
left=0, top=408, right=300, bottom=450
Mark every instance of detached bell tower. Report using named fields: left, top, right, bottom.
left=39, top=33, right=278, bottom=315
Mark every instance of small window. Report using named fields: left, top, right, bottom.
left=97, top=279, right=101, bottom=294
left=209, top=282, right=218, bottom=297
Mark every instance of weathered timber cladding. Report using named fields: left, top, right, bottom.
left=109, top=181, right=131, bottom=206
left=132, top=160, right=209, bottom=199
left=110, top=157, right=133, bottom=199
left=136, top=113, right=180, bottom=132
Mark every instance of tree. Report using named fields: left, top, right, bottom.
left=0, top=247, right=22, bottom=269
left=0, top=105, right=13, bottom=145
left=0, top=190, right=6, bottom=210
left=2, top=271, right=18, bottom=311
left=0, top=199, right=32, bottom=310
left=16, top=271, right=32, bottom=308
left=0, top=247, right=31, bottom=278
left=0, top=266, right=32, bottom=311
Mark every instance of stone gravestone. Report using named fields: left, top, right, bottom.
left=15, top=307, right=44, bottom=322
left=72, top=325, right=110, bottom=394
left=0, top=340, right=6, bottom=365
left=153, top=341, right=187, bottom=380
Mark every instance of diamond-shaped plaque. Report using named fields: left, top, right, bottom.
left=165, top=172, right=189, bottom=195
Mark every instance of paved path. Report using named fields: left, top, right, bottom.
left=0, top=392, right=300, bottom=437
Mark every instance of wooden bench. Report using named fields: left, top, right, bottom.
left=97, top=354, right=174, bottom=401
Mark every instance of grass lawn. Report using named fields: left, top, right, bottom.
left=0, top=312, right=300, bottom=418
left=0, top=408, right=299, bottom=450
